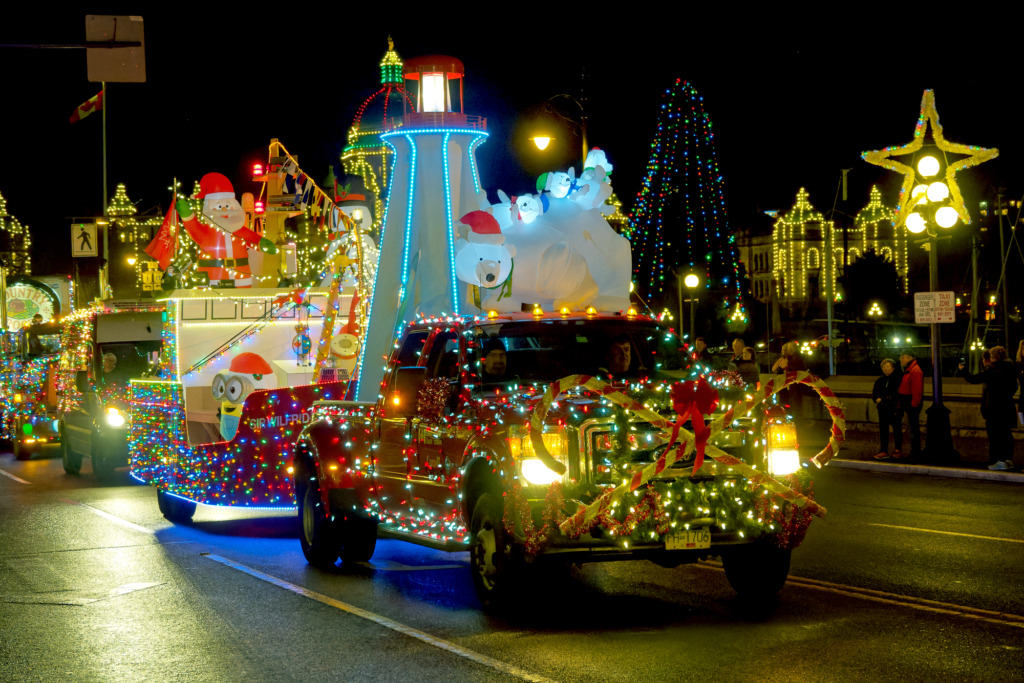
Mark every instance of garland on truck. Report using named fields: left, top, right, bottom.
left=500, top=370, right=843, bottom=555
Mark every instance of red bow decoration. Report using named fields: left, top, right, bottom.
left=669, top=377, right=720, bottom=475
left=273, top=287, right=307, bottom=307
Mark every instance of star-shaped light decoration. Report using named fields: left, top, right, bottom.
left=861, top=89, right=998, bottom=229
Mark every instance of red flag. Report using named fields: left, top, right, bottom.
left=145, top=199, right=178, bottom=270
left=69, top=90, right=104, bottom=124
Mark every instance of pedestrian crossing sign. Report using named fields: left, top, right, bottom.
left=72, top=223, right=99, bottom=257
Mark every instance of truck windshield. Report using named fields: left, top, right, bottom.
left=24, top=322, right=62, bottom=357
left=472, top=319, right=684, bottom=385
left=97, top=341, right=162, bottom=387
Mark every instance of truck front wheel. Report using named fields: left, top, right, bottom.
left=721, top=541, right=791, bottom=599
left=14, top=439, right=34, bottom=461
left=299, top=479, right=341, bottom=569
left=60, top=425, right=81, bottom=475
left=157, top=489, right=197, bottom=523
left=469, top=493, right=517, bottom=610
left=340, top=517, right=377, bottom=564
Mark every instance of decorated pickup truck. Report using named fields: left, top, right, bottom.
left=294, top=311, right=843, bottom=607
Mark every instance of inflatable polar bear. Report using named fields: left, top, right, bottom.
left=454, top=211, right=516, bottom=290
left=468, top=161, right=631, bottom=313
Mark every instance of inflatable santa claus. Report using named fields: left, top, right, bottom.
left=176, top=172, right=276, bottom=288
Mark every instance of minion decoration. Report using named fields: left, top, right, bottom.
left=211, top=352, right=274, bottom=441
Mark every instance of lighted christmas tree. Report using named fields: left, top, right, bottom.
left=627, top=79, right=743, bottom=319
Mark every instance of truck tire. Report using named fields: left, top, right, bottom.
left=92, top=451, right=116, bottom=479
left=469, top=493, right=518, bottom=610
left=722, top=541, right=791, bottom=599
left=14, top=439, right=33, bottom=461
left=157, top=489, right=197, bottom=523
left=340, top=517, right=377, bottom=564
left=60, top=425, right=81, bottom=475
left=298, top=479, right=341, bottom=569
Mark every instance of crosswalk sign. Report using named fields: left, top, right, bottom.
left=72, top=223, right=99, bottom=257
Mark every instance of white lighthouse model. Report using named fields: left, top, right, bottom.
left=356, top=55, right=489, bottom=400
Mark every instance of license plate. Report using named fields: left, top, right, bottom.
left=666, top=527, right=710, bottom=550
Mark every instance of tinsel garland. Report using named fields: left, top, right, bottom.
left=417, top=378, right=451, bottom=423
left=755, top=474, right=816, bottom=550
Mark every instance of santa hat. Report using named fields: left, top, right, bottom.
left=458, top=210, right=504, bottom=245
left=198, top=172, right=236, bottom=203
left=228, top=352, right=273, bottom=379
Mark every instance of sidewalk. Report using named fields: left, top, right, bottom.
left=799, top=418, right=1024, bottom=484
left=827, top=456, right=1024, bottom=483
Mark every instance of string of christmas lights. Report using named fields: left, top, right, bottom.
left=627, top=79, right=744, bottom=316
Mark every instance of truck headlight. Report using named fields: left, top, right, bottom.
left=105, top=408, right=125, bottom=427
left=765, top=421, right=799, bottom=475
left=508, top=426, right=568, bottom=485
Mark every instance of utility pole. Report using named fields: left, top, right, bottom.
left=997, top=192, right=1010, bottom=347
left=971, top=235, right=979, bottom=372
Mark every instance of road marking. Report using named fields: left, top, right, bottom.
left=869, top=523, right=1024, bottom=545
left=61, top=499, right=152, bottom=534
left=203, top=553, right=556, bottom=683
left=700, top=562, right=1024, bottom=630
left=0, top=468, right=30, bottom=484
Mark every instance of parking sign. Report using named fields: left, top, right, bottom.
left=914, top=291, right=955, bottom=323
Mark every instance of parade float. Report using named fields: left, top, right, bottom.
left=0, top=276, right=73, bottom=458
left=124, top=141, right=376, bottom=519
left=284, top=54, right=845, bottom=607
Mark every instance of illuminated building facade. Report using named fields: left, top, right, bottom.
left=737, top=186, right=909, bottom=309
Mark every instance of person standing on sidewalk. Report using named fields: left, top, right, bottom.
left=1016, top=341, right=1024, bottom=426
left=959, top=346, right=1018, bottom=471
left=873, top=358, right=904, bottom=460
left=898, top=351, right=924, bottom=460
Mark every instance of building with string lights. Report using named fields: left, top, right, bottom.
left=736, top=185, right=909, bottom=312
left=0, top=190, right=32, bottom=275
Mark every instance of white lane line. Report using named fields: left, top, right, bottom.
left=699, top=562, right=1024, bottom=630
left=0, top=468, right=30, bottom=484
left=203, top=553, right=556, bottom=683
left=869, top=523, right=1024, bottom=545
left=61, top=499, right=153, bottom=534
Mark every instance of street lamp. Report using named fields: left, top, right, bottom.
left=862, top=89, right=999, bottom=465
left=684, top=273, right=700, bottom=343
left=531, top=93, right=588, bottom=165
left=906, top=152, right=959, bottom=463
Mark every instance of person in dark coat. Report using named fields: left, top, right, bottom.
left=1016, top=340, right=1024, bottom=424
left=872, top=358, right=904, bottom=459
left=692, top=337, right=714, bottom=365
left=772, top=342, right=807, bottom=412
left=959, top=345, right=1018, bottom=471
left=735, top=346, right=761, bottom=388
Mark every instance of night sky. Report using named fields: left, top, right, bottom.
left=2, top=11, right=1020, bottom=282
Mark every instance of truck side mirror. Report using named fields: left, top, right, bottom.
left=388, top=366, right=427, bottom=419
left=75, top=370, right=91, bottom=393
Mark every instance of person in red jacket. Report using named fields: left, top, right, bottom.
left=898, top=350, right=924, bottom=459
left=177, top=172, right=276, bottom=288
